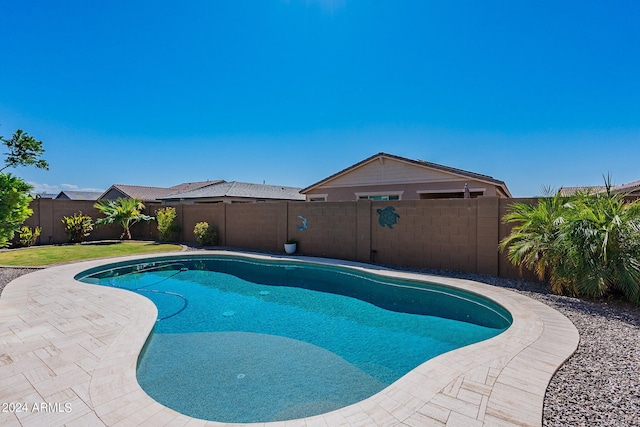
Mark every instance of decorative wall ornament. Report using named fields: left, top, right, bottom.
left=296, top=215, right=309, bottom=231
left=377, top=206, right=400, bottom=229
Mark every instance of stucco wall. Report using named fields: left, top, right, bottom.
left=23, top=197, right=537, bottom=280
left=306, top=179, right=499, bottom=201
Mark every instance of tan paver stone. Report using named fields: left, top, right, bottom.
left=319, top=410, right=352, bottom=426
left=442, top=376, right=464, bottom=397
left=1, top=373, right=38, bottom=402
left=161, top=414, right=193, bottom=427
left=485, top=383, right=542, bottom=426
left=304, top=415, right=330, bottom=427
left=138, top=409, right=190, bottom=427
left=445, top=411, right=483, bottom=427
left=416, top=403, right=450, bottom=424
left=455, top=387, right=483, bottom=406
left=402, top=411, right=446, bottom=427
left=464, top=366, right=489, bottom=385
left=283, top=418, right=307, bottom=427
left=0, top=252, right=580, bottom=427
left=430, top=394, right=478, bottom=419
left=31, top=363, right=91, bottom=398
left=65, top=410, right=109, bottom=426
left=0, top=410, right=21, bottom=427
left=182, top=418, right=210, bottom=426
left=459, top=378, right=492, bottom=396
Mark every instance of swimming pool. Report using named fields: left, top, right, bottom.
left=77, top=255, right=512, bottom=423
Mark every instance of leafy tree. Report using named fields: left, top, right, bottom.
left=0, top=173, right=34, bottom=247
left=94, top=198, right=154, bottom=240
left=0, top=128, right=48, bottom=247
left=1, top=129, right=49, bottom=172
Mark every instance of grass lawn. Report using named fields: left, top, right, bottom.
left=0, top=241, right=183, bottom=267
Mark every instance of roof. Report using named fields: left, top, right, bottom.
left=300, top=152, right=512, bottom=197
left=168, top=180, right=223, bottom=193
left=99, top=181, right=223, bottom=202
left=160, top=181, right=305, bottom=201
left=559, top=179, right=640, bottom=197
left=55, top=190, right=102, bottom=200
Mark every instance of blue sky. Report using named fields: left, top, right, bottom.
left=1, top=1, right=639, bottom=197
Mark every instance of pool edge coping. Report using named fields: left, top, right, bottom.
left=0, top=251, right=579, bottom=427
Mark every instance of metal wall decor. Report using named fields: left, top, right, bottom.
left=296, top=215, right=309, bottom=231
left=377, top=206, right=400, bottom=229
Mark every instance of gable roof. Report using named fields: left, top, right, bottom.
left=160, top=181, right=305, bottom=201
left=99, top=181, right=223, bottom=202
left=301, top=152, right=512, bottom=197
left=55, top=190, right=102, bottom=200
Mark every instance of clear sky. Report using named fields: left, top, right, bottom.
left=1, top=1, right=639, bottom=197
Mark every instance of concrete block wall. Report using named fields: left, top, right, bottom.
left=287, top=201, right=358, bottom=260
left=370, top=200, right=479, bottom=272
left=22, top=197, right=539, bottom=281
left=225, top=203, right=283, bottom=252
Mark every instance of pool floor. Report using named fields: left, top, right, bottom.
left=0, top=251, right=579, bottom=426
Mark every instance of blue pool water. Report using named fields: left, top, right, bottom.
left=78, top=256, right=511, bottom=423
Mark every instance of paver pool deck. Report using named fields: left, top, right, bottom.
left=0, top=251, right=579, bottom=427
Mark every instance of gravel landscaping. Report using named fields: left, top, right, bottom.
left=1, top=260, right=638, bottom=427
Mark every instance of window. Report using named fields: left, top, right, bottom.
left=307, top=194, right=327, bottom=202
left=419, top=191, right=483, bottom=199
left=357, top=195, right=400, bottom=201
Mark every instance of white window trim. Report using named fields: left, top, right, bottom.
left=307, top=194, right=328, bottom=201
left=355, top=191, right=404, bottom=201
left=417, top=187, right=485, bottom=194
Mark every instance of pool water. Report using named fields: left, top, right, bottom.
left=79, top=256, right=511, bottom=423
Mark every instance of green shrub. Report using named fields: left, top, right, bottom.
left=18, top=225, right=41, bottom=247
left=500, top=178, right=640, bottom=303
left=61, top=212, right=94, bottom=243
left=156, top=207, right=180, bottom=241
left=0, top=173, right=33, bottom=248
left=194, top=221, right=217, bottom=246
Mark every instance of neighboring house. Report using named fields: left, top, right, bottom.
left=300, top=152, right=512, bottom=202
left=159, top=181, right=305, bottom=204
left=55, top=190, right=102, bottom=200
left=559, top=179, right=640, bottom=200
left=99, top=181, right=222, bottom=203
left=31, top=193, right=57, bottom=199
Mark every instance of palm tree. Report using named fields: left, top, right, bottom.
left=499, top=188, right=574, bottom=293
left=501, top=178, right=640, bottom=303
left=94, top=198, right=154, bottom=240
left=563, top=181, right=640, bottom=301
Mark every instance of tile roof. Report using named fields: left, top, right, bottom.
left=160, top=181, right=305, bottom=201
left=99, top=181, right=223, bottom=202
left=559, top=180, right=640, bottom=197
left=105, top=184, right=177, bottom=202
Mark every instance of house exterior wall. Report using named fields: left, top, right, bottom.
left=325, top=157, right=456, bottom=186
left=306, top=179, right=497, bottom=201
left=23, top=197, right=538, bottom=281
